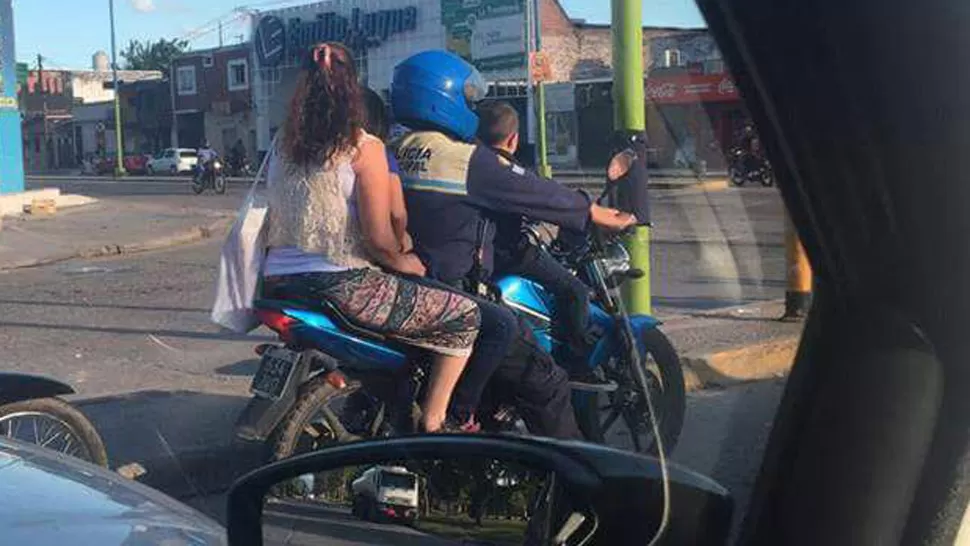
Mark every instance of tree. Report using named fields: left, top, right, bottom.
left=121, top=38, right=188, bottom=71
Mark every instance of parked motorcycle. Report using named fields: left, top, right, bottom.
left=0, top=372, right=108, bottom=466
left=728, top=146, right=775, bottom=187
left=234, top=150, right=685, bottom=460
left=192, top=159, right=228, bottom=195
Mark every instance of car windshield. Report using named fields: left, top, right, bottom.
left=380, top=473, right=417, bottom=490
left=8, top=0, right=813, bottom=544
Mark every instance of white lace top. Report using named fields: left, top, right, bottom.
left=263, top=134, right=378, bottom=277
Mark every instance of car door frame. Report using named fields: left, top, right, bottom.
left=696, top=0, right=970, bottom=543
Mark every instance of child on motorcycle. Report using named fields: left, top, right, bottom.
left=260, top=42, right=483, bottom=433
left=475, top=102, right=613, bottom=392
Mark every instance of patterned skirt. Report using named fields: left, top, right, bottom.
left=262, top=269, right=480, bottom=357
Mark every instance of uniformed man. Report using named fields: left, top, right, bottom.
left=389, top=50, right=636, bottom=438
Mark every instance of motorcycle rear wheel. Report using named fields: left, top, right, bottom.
left=270, top=376, right=380, bottom=461
left=759, top=170, right=775, bottom=187
left=574, top=328, right=686, bottom=455
left=0, top=397, right=109, bottom=467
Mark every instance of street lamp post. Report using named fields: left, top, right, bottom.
left=108, top=0, right=126, bottom=177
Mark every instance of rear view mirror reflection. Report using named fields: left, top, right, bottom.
left=261, top=456, right=590, bottom=546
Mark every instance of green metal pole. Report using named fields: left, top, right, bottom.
left=532, top=0, right=552, bottom=178
left=612, top=0, right=651, bottom=314
left=109, top=0, right=126, bottom=177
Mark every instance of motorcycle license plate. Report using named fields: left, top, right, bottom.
left=250, top=347, right=300, bottom=400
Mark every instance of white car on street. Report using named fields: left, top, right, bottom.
left=147, top=148, right=199, bottom=175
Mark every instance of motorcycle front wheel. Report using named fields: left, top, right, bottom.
left=729, top=167, right=746, bottom=186
left=574, top=328, right=686, bottom=455
left=0, top=397, right=109, bottom=466
left=214, top=174, right=227, bottom=194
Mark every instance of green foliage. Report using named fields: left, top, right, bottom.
left=121, top=38, right=189, bottom=71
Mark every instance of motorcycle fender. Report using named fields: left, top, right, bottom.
left=0, top=372, right=75, bottom=405
left=628, top=314, right=662, bottom=331
left=627, top=315, right=662, bottom=351
left=235, top=356, right=311, bottom=442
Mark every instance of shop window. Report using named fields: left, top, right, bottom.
left=177, top=65, right=197, bottom=96
left=228, top=59, right=248, bottom=91
left=664, top=49, right=683, bottom=68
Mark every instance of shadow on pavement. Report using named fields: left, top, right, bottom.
left=0, top=319, right=276, bottom=342
left=216, top=359, right=261, bottom=376
left=77, top=390, right=267, bottom=503
left=0, top=298, right=209, bottom=314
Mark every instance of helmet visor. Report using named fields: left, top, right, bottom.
left=464, top=69, right=488, bottom=105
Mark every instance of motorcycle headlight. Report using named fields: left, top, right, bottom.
left=213, top=161, right=222, bottom=169
left=597, top=242, right=631, bottom=277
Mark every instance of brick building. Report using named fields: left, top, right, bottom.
left=171, top=43, right=255, bottom=157
left=18, top=59, right=161, bottom=172
left=536, top=0, right=744, bottom=169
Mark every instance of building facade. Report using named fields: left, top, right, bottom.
left=245, top=0, right=739, bottom=170
left=18, top=64, right=161, bottom=171
left=250, top=0, right=455, bottom=154
left=172, top=44, right=256, bottom=158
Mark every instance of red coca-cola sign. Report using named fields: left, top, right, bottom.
left=645, top=73, right=740, bottom=104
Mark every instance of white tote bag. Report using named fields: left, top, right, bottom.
left=210, top=142, right=276, bottom=333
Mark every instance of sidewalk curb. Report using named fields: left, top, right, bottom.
left=0, top=215, right=233, bottom=272
left=680, top=335, right=800, bottom=391
left=653, top=178, right=729, bottom=192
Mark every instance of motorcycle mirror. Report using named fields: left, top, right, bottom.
left=606, top=148, right=638, bottom=183
left=226, top=436, right=734, bottom=546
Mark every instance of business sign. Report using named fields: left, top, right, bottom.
left=645, top=73, right=739, bottom=105
left=0, top=0, right=24, bottom=193
left=255, top=6, right=419, bottom=68
left=441, top=0, right=526, bottom=73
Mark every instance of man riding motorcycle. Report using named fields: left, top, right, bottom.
left=388, top=50, right=636, bottom=439
left=195, top=140, right=219, bottom=183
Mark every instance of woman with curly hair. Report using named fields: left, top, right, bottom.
left=261, top=43, right=481, bottom=433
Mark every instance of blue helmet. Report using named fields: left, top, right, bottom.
left=390, top=50, right=487, bottom=142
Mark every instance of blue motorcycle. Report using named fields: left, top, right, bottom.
left=235, top=151, right=686, bottom=459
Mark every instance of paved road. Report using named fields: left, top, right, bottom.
left=264, top=502, right=457, bottom=546
left=28, top=176, right=786, bottom=314
left=11, top=177, right=792, bottom=536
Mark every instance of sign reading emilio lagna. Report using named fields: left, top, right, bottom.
left=254, top=6, right=419, bottom=68
left=0, top=0, right=24, bottom=193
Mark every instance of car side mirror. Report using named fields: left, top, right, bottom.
left=226, top=435, right=734, bottom=546
left=606, top=149, right=638, bottom=183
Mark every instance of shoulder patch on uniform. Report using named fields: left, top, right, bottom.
left=511, top=164, right=526, bottom=175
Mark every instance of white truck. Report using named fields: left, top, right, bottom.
left=350, top=465, right=419, bottom=524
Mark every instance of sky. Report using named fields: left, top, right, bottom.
left=12, top=0, right=705, bottom=70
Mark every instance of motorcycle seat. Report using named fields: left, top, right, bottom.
left=253, top=298, right=389, bottom=342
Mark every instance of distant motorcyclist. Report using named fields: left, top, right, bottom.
left=389, top=50, right=636, bottom=438
left=738, top=121, right=764, bottom=173
left=227, top=138, right=249, bottom=176
left=196, top=140, right=219, bottom=182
